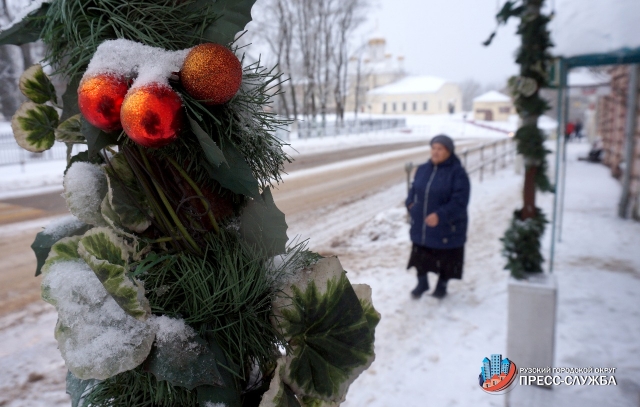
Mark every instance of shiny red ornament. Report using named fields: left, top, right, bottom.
left=120, top=84, right=184, bottom=148
left=78, top=74, right=129, bottom=132
left=180, top=43, right=242, bottom=105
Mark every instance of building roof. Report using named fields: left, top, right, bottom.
left=368, top=76, right=447, bottom=95
left=473, top=91, right=511, bottom=103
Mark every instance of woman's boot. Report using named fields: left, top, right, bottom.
left=410, top=275, right=429, bottom=299
left=432, top=277, right=448, bottom=299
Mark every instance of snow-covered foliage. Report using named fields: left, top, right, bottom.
left=42, top=215, right=86, bottom=241
left=63, top=162, right=108, bottom=226
left=41, top=260, right=155, bottom=380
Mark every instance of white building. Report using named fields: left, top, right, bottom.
left=472, top=91, right=513, bottom=122
left=345, top=38, right=406, bottom=114
left=366, top=75, right=462, bottom=115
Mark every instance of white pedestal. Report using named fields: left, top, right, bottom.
left=507, top=274, right=557, bottom=387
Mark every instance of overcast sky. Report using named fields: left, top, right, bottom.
left=363, top=0, right=522, bottom=86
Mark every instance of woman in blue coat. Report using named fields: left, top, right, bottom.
left=406, top=134, right=470, bottom=299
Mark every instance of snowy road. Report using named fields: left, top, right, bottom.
left=1, top=142, right=637, bottom=407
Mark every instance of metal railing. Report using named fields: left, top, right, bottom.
left=460, top=138, right=517, bottom=181
left=295, top=118, right=407, bottom=139
left=0, top=133, right=87, bottom=168
left=404, top=138, right=516, bottom=190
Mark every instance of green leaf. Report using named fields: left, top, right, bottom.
left=41, top=236, right=83, bottom=276
left=104, top=153, right=153, bottom=233
left=56, top=114, right=85, bottom=143
left=274, top=257, right=377, bottom=403
left=31, top=217, right=92, bottom=277
left=61, top=76, right=81, bottom=122
left=82, top=117, right=119, bottom=158
left=259, top=358, right=302, bottom=407
left=196, top=334, right=242, bottom=407
left=202, top=143, right=261, bottom=199
left=11, top=101, right=59, bottom=153
left=19, top=64, right=57, bottom=104
left=201, top=0, right=257, bottom=44
left=144, top=331, right=223, bottom=390
left=0, top=3, right=49, bottom=46
left=189, top=116, right=227, bottom=167
left=78, top=227, right=151, bottom=320
left=66, top=371, right=98, bottom=407
left=353, top=284, right=381, bottom=349
left=239, top=187, right=288, bottom=256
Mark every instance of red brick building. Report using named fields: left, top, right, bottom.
left=596, top=65, right=640, bottom=220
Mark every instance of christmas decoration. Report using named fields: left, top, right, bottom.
left=484, top=0, right=554, bottom=278
left=120, top=83, right=184, bottom=148
left=181, top=43, right=243, bottom=105
left=78, top=74, right=129, bottom=132
left=2, top=1, right=379, bottom=406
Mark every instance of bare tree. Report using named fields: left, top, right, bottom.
left=252, top=0, right=370, bottom=122
left=459, top=79, right=483, bottom=112
left=0, top=0, right=45, bottom=120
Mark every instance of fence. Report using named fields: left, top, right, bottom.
left=404, top=138, right=517, bottom=189
left=295, top=118, right=407, bottom=139
left=459, top=138, right=517, bottom=181
left=0, top=133, right=87, bottom=168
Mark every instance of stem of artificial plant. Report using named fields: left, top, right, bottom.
left=164, top=155, right=220, bottom=234
left=137, top=145, right=203, bottom=256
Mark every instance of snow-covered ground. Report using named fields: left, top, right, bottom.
left=1, top=137, right=638, bottom=406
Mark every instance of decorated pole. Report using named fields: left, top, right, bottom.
left=1, top=1, right=379, bottom=406
left=484, top=0, right=554, bottom=278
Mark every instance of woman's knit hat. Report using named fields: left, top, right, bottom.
left=430, top=134, right=455, bottom=153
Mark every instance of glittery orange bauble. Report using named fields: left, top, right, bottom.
left=78, top=74, right=129, bottom=132
left=120, top=84, right=184, bottom=148
left=180, top=43, right=242, bottom=105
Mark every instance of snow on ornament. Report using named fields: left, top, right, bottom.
left=180, top=43, right=243, bottom=105
left=79, top=39, right=189, bottom=146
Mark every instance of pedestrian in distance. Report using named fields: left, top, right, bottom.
left=405, top=134, right=471, bottom=299
left=574, top=119, right=583, bottom=142
left=565, top=121, right=575, bottom=142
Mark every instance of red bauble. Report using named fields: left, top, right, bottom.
left=78, top=74, right=129, bottom=132
left=180, top=43, right=242, bottom=105
left=120, top=84, right=184, bottom=148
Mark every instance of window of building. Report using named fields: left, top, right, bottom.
left=423, top=101, right=428, bottom=111
left=392, top=102, right=397, bottom=112
left=499, top=106, right=511, bottom=113
left=402, top=102, right=406, bottom=111
left=413, top=102, right=417, bottom=111
left=383, top=103, right=387, bottom=113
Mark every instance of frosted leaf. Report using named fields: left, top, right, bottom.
left=63, top=162, right=108, bottom=226
left=144, top=316, right=223, bottom=390
left=41, top=260, right=155, bottom=380
left=42, top=215, right=87, bottom=240
left=78, top=227, right=150, bottom=321
left=104, top=152, right=153, bottom=233
left=41, top=235, right=83, bottom=277
left=272, top=257, right=379, bottom=404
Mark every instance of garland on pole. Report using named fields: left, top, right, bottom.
left=1, top=1, right=380, bottom=406
left=484, top=0, right=554, bottom=278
